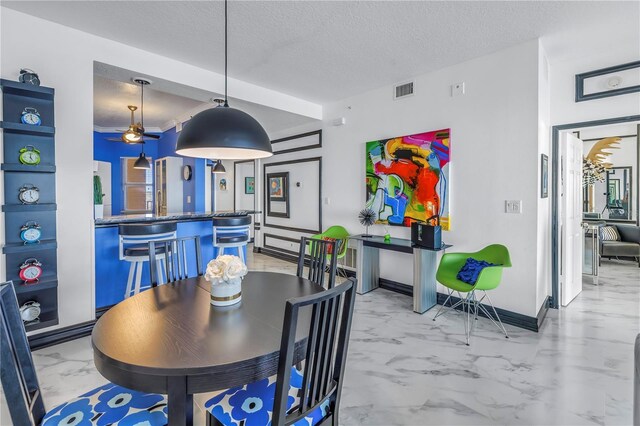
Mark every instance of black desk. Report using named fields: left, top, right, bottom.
left=350, top=235, right=451, bottom=313
left=91, top=272, right=322, bottom=426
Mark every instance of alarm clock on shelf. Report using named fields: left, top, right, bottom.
left=18, top=69, right=40, bottom=86
left=19, top=258, right=43, bottom=284
left=21, top=108, right=42, bottom=126
left=19, top=145, right=41, bottom=165
left=20, top=221, right=42, bottom=245
left=20, top=301, right=41, bottom=323
left=19, top=184, right=40, bottom=204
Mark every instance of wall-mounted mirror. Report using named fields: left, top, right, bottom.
left=604, top=167, right=632, bottom=220
left=581, top=122, right=639, bottom=223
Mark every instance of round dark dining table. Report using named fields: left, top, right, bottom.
left=91, top=271, right=324, bottom=426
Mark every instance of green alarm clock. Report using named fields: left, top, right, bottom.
left=19, top=146, right=41, bottom=165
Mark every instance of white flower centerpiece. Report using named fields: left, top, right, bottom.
left=205, top=255, right=248, bottom=306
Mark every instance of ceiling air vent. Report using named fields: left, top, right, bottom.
left=394, top=81, right=414, bottom=100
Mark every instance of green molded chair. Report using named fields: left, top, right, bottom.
left=433, top=244, right=512, bottom=345
left=311, top=226, right=350, bottom=278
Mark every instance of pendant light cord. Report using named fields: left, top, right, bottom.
left=140, top=82, right=145, bottom=153
left=224, top=0, right=229, bottom=107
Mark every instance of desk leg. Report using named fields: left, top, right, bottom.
left=356, top=239, right=379, bottom=294
left=413, top=248, right=437, bottom=313
left=168, top=376, right=193, bottom=426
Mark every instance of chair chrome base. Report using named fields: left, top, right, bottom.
left=433, top=289, right=509, bottom=345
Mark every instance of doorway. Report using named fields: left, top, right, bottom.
left=551, top=115, right=640, bottom=309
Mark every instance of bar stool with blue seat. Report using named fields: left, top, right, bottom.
left=212, top=216, right=251, bottom=262
left=119, top=222, right=177, bottom=298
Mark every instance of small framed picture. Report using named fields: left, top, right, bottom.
left=268, top=172, right=288, bottom=202
left=245, top=177, right=255, bottom=194
left=541, top=154, right=548, bottom=198
left=266, top=172, right=290, bottom=218
left=219, top=178, right=227, bottom=191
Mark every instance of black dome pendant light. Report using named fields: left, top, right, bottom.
left=133, top=78, right=151, bottom=170
left=176, top=0, right=272, bottom=160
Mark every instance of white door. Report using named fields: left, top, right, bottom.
left=560, top=132, right=584, bottom=306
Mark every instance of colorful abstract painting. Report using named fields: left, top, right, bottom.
left=365, top=128, right=451, bottom=230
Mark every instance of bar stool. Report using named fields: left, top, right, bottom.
left=118, top=222, right=177, bottom=298
left=212, top=216, right=251, bottom=262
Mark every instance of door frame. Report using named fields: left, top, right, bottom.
left=551, top=114, right=640, bottom=309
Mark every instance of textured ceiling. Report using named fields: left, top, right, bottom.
left=3, top=1, right=639, bottom=103
left=93, top=63, right=318, bottom=135
left=93, top=76, right=204, bottom=129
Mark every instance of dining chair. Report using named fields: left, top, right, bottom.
left=204, top=277, right=357, bottom=426
left=433, top=244, right=512, bottom=345
left=149, top=235, right=203, bottom=287
left=310, top=226, right=351, bottom=279
left=297, top=237, right=338, bottom=289
left=0, top=281, right=168, bottom=426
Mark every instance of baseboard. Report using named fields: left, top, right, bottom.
left=536, top=296, right=550, bottom=330
left=436, top=291, right=541, bottom=332
left=259, top=250, right=543, bottom=332
left=29, top=305, right=114, bottom=351
left=29, top=320, right=96, bottom=351
left=379, top=278, right=412, bottom=296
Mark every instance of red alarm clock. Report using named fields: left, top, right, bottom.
left=19, top=258, right=43, bottom=284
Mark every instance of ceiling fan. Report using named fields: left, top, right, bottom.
left=106, top=78, right=160, bottom=143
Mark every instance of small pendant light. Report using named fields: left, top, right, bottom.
left=133, top=79, right=151, bottom=169
left=211, top=160, right=226, bottom=173
left=176, top=0, right=272, bottom=160
left=133, top=150, right=151, bottom=169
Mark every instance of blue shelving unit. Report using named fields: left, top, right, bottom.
left=1, top=78, right=59, bottom=331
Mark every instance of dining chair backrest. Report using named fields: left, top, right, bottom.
left=297, top=237, right=338, bottom=289
left=0, top=281, right=46, bottom=426
left=149, top=236, right=203, bottom=286
left=272, top=277, right=356, bottom=426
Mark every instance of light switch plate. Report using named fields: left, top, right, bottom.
left=505, top=200, right=522, bottom=214
left=451, top=82, right=465, bottom=97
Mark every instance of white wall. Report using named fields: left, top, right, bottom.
left=234, top=162, right=255, bottom=211
left=0, top=8, right=321, bottom=330
left=214, top=160, right=234, bottom=211
left=550, top=47, right=640, bottom=126
left=322, top=40, right=543, bottom=317
left=258, top=122, right=323, bottom=253
left=536, top=42, right=552, bottom=313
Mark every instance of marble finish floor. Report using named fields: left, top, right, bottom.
left=5, top=253, right=639, bottom=425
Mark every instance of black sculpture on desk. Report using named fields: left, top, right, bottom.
left=358, top=208, right=376, bottom=238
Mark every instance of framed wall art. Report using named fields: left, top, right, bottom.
left=541, top=154, right=549, bottom=198
left=266, top=172, right=289, bottom=217
left=245, top=176, right=255, bottom=194
left=365, top=128, right=451, bottom=230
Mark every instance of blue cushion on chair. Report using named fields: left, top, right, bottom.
left=204, top=367, right=330, bottom=426
left=41, top=383, right=167, bottom=426
left=456, top=258, right=497, bottom=285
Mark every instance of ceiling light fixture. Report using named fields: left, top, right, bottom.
left=121, top=106, right=143, bottom=144
left=175, top=0, right=272, bottom=160
left=211, top=160, right=226, bottom=173
left=133, top=79, right=152, bottom=169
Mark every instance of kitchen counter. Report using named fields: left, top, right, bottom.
left=95, top=210, right=258, bottom=227
left=94, top=211, right=257, bottom=308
